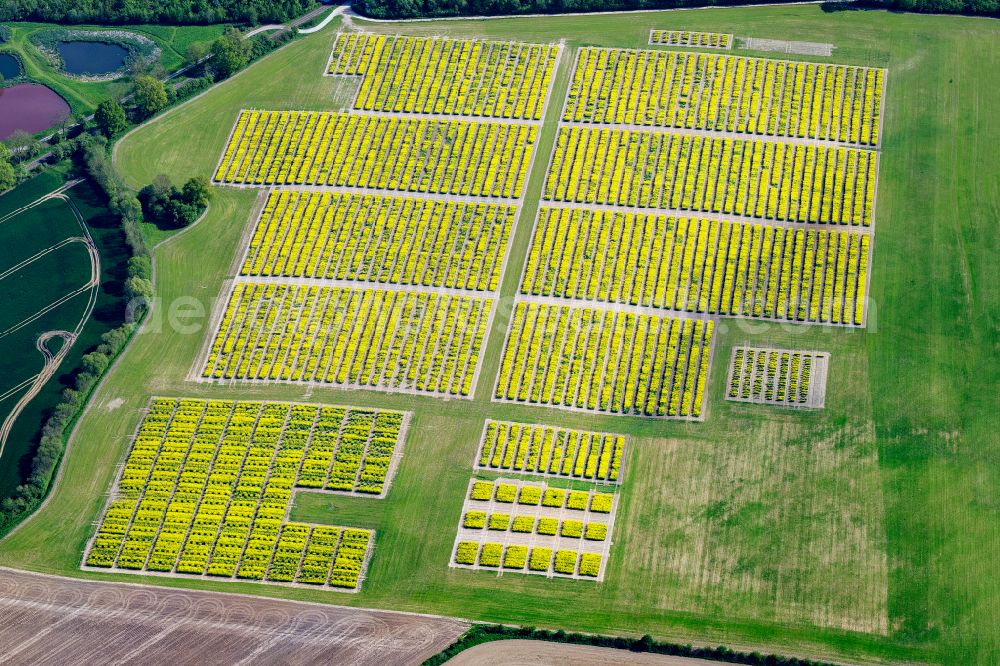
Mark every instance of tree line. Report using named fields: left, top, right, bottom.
left=354, top=0, right=998, bottom=20
left=2, top=0, right=994, bottom=26
left=424, top=624, right=842, bottom=666
left=0, top=0, right=314, bottom=25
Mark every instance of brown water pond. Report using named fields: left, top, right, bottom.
left=0, top=83, right=70, bottom=139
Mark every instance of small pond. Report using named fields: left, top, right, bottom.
left=56, top=40, right=128, bottom=76
left=0, top=53, right=19, bottom=79
left=0, top=84, right=70, bottom=139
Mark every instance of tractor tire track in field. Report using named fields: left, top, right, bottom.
left=0, top=179, right=82, bottom=225
left=0, top=567, right=467, bottom=666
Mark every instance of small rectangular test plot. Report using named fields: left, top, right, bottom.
left=725, top=347, right=830, bottom=408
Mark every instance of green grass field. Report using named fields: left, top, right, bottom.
left=2, top=6, right=997, bottom=665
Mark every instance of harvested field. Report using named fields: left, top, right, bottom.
left=448, top=639, right=724, bottom=665
left=0, top=567, right=467, bottom=666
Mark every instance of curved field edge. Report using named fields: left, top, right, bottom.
left=0, top=177, right=127, bottom=500
left=5, top=6, right=997, bottom=666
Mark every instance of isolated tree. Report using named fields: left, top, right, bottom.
left=131, top=74, right=168, bottom=118
left=94, top=98, right=128, bottom=137
left=52, top=110, right=72, bottom=141
left=210, top=28, right=250, bottom=80
left=150, top=173, right=174, bottom=197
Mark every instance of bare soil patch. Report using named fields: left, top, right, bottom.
left=448, top=639, right=724, bottom=665
left=0, top=567, right=467, bottom=666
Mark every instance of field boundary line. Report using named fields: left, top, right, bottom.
left=541, top=199, right=874, bottom=235
left=515, top=291, right=866, bottom=329
left=215, top=180, right=524, bottom=205
left=0, top=564, right=475, bottom=626
left=559, top=119, right=880, bottom=152
left=335, top=106, right=545, bottom=127
left=230, top=275, right=501, bottom=299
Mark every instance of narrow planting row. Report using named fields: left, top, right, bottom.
left=566, top=47, right=884, bottom=146
left=726, top=346, right=829, bottom=408
left=648, top=30, right=733, bottom=49
left=462, top=510, right=609, bottom=541
left=454, top=542, right=602, bottom=576
left=468, top=479, right=614, bottom=513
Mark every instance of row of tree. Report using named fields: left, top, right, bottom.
left=0, top=0, right=314, bottom=25
left=424, top=625, right=840, bottom=666
left=354, top=0, right=999, bottom=19
left=1, top=0, right=996, bottom=26
left=0, top=25, right=236, bottom=530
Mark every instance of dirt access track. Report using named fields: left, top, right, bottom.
left=0, top=567, right=467, bottom=665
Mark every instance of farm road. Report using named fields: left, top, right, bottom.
left=0, top=567, right=467, bottom=666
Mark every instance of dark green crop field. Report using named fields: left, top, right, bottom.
left=2, top=7, right=997, bottom=666
left=0, top=174, right=129, bottom=496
